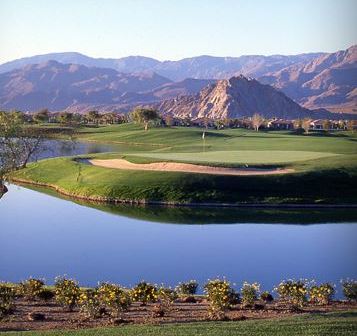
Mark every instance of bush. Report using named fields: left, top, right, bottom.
left=204, top=279, right=239, bottom=320
left=131, top=282, right=158, bottom=305
left=241, top=282, right=260, bottom=307
left=54, top=277, right=80, bottom=311
left=275, top=280, right=308, bottom=308
left=0, top=284, right=15, bottom=318
left=341, top=279, right=357, bottom=301
left=260, top=291, right=274, bottom=303
left=37, top=289, right=55, bottom=301
left=97, top=283, right=131, bottom=317
left=309, top=283, right=335, bottom=305
left=176, top=280, right=198, bottom=296
left=18, top=278, right=45, bottom=300
left=79, top=289, right=102, bottom=318
left=152, top=287, right=178, bottom=317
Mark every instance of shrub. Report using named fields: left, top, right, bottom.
left=309, top=283, right=335, bottom=305
left=0, top=284, right=15, bottom=318
left=341, top=279, right=357, bottom=301
left=131, top=282, right=158, bottom=305
left=97, top=283, right=131, bottom=317
left=204, top=279, right=239, bottom=320
left=18, top=278, right=45, bottom=300
left=275, top=280, right=308, bottom=308
left=152, top=286, right=178, bottom=317
left=79, top=289, right=102, bottom=318
left=260, top=291, right=274, bottom=303
left=241, top=282, right=260, bottom=307
left=37, top=289, right=55, bottom=301
left=54, top=277, right=80, bottom=311
left=175, top=280, right=198, bottom=296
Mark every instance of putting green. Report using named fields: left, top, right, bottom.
left=132, top=151, right=340, bottom=164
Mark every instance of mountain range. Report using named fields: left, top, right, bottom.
left=0, top=45, right=356, bottom=116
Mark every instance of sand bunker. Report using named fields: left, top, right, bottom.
left=89, top=158, right=294, bottom=176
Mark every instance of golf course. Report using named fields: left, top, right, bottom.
left=10, top=123, right=357, bottom=205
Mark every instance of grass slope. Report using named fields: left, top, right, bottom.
left=10, top=124, right=357, bottom=205
left=2, top=311, right=357, bottom=336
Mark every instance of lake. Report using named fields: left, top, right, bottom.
left=1, top=140, right=357, bottom=295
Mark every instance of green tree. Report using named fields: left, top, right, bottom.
left=33, top=109, right=49, bottom=123
left=85, top=110, right=100, bottom=125
left=57, top=112, right=73, bottom=125
left=130, top=108, right=160, bottom=131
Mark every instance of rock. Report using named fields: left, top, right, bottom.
left=112, top=318, right=128, bottom=325
left=27, top=312, right=45, bottom=321
left=183, top=296, right=197, bottom=303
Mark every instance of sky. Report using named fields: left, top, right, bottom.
left=0, top=0, right=356, bottom=64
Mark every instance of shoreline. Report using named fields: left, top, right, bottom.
left=10, top=178, right=357, bottom=209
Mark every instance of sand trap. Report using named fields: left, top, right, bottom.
left=88, top=158, right=294, bottom=176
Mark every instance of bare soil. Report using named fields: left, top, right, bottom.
left=89, top=159, right=294, bottom=176
left=1, top=298, right=356, bottom=332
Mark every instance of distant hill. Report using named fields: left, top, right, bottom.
left=260, top=45, right=357, bottom=113
left=155, top=75, right=333, bottom=120
left=0, top=61, right=213, bottom=112
left=0, top=46, right=355, bottom=114
left=0, top=51, right=322, bottom=81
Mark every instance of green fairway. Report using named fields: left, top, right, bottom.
left=10, top=124, right=357, bottom=205
left=2, top=311, right=357, bottom=336
left=131, top=150, right=340, bottom=164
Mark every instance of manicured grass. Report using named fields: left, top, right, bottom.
left=10, top=124, right=357, bottom=205
left=131, top=150, right=340, bottom=165
left=2, top=311, right=357, bottom=336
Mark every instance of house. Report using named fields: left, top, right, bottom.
left=267, top=119, right=294, bottom=130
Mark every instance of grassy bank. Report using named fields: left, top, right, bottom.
left=2, top=311, right=357, bottom=336
left=10, top=124, right=357, bottom=205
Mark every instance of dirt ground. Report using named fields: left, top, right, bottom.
left=1, top=298, right=356, bottom=332
left=89, top=159, right=294, bottom=176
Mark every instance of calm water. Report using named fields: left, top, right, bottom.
left=1, top=140, right=357, bottom=295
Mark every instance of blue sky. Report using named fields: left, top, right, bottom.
left=0, top=0, right=356, bottom=63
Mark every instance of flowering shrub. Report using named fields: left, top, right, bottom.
left=241, top=282, right=260, bottom=307
left=275, top=280, right=308, bottom=308
left=260, top=291, right=274, bottom=303
left=37, top=289, right=55, bottom=301
left=18, top=278, right=45, bottom=300
left=131, top=282, right=158, bottom=305
left=204, top=279, right=238, bottom=320
left=152, top=287, right=178, bottom=317
left=341, top=279, right=357, bottom=301
left=309, top=283, right=334, bottom=305
left=175, top=281, right=198, bottom=296
left=54, top=277, right=80, bottom=311
left=78, top=289, right=101, bottom=318
left=0, top=284, right=15, bottom=318
left=97, top=283, right=131, bottom=317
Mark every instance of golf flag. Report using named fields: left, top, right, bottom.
left=202, top=132, right=205, bottom=139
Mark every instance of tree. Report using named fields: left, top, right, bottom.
left=130, top=108, right=160, bottom=131
left=251, top=113, right=264, bottom=131
left=322, top=119, right=331, bottom=131
left=57, top=112, right=73, bottom=125
left=85, top=110, right=100, bottom=125
left=0, top=111, right=46, bottom=176
left=302, top=118, right=312, bottom=134
left=346, top=120, right=357, bottom=132
left=164, top=115, right=173, bottom=127
left=33, top=109, right=49, bottom=123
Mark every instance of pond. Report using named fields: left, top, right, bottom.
left=1, top=140, right=357, bottom=295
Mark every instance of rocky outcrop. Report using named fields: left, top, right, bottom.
left=156, top=75, right=323, bottom=119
